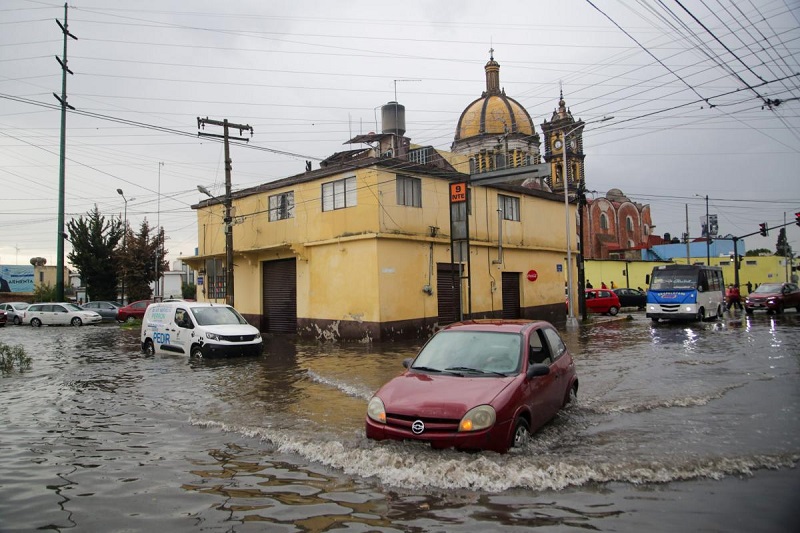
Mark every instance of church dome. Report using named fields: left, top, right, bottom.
left=454, top=54, right=535, bottom=142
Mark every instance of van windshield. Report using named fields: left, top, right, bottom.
left=190, top=306, right=248, bottom=326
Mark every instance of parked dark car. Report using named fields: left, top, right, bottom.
left=613, top=288, right=647, bottom=310
left=116, top=300, right=152, bottom=322
left=584, top=288, right=621, bottom=316
left=81, top=301, right=122, bottom=322
left=744, top=282, right=800, bottom=314
left=366, top=320, right=578, bottom=454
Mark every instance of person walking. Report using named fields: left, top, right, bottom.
left=746, top=281, right=753, bottom=294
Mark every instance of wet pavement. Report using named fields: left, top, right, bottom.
left=0, top=310, right=798, bottom=532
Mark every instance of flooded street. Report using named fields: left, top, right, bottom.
left=1, top=312, right=798, bottom=532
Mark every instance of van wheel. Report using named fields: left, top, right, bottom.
left=190, top=345, right=204, bottom=359
left=696, top=308, right=705, bottom=322
left=143, top=339, right=155, bottom=356
left=510, top=417, right=530, bottom=450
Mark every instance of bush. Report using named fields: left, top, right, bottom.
left=0, top=342, right=31, bottom=374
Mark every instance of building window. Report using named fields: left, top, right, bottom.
left=268, top=191, right=294, bottom=221
left=322, top=176, right=356, bottom=211
left=205, top=258, right=226, bottom=300
left=626, top=216, right=634, bottom=232
left=408, top=147, right=431, bottom=165
left=498, top=194, right=520, bottom=221
left=600, top=213, right=608, bottom=230
left=396, top=175, right=421, bottom=207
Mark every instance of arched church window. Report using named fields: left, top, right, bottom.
left=600, top=213, right=608, bottom=230
left=626, top=216, right=634, bottom=232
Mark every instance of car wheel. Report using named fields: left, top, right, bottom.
left=126, top=316, right=136, bottom=323
left=745, top=308, right=753, bottom=316
left=190, top=345, right=204, bottom=359
left=775, top=303, right=784, bottom=315
left=143, top=339, right=155, bottom=356
left=71, top=317, right=82, bottom=327
left=510, top=417, right=530, bottom=449
left=696, top=308, right=705, bottom=322
left=13, top=316, right=21, bottom=325
left=608, top=306, right=619, bottom=316
left=31, top=318, right=42, bottom=327
left=564, top=385, right=578, bottom=407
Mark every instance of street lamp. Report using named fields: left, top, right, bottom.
left=155, top=162, right=164, bottom=300
left=562, top=116, right=612, bottom=329
left=117, top=188, right=128, bottom=304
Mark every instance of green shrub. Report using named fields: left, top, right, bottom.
left=0, top=342, right=31, bottom=374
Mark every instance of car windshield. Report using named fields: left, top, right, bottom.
left=650, top=270, right=699, bottom=290
left=14, top=303, right=28, bottom=310
left=411, top=330, right=522, bottom=375
left=64, top=303, right=83, bottom=311
left=753, top=283, right=782, bottom=294
left=190, top=306, right=247, bottom=326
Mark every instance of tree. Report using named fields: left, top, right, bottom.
left=746, top=248, right=771, bottom=256
left=776, top=228, right=792, bottom=257
left=67, top=206, right=123, bottom=301
left=118, top=219, right=168, bottom=302
left=181, top=282, right=197, bottom=300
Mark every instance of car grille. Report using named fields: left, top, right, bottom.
left=659, top=304, right=681, bottom=313
left=385, top=412, right=460, bottom=434
left=219, top=334, right=258, bottom=342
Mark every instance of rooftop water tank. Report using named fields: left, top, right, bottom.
left=382, top=101, right=406, bottom=137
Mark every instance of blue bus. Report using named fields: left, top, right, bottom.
left=646, top=264, right=725, bottom=322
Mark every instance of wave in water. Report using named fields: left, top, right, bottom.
left=306, top=369, right=375, bottom=401
left=190, top=418, right=798, bottom=492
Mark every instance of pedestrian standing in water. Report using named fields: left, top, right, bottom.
left=586, top=280, right=593, bottom=289
left=746, top=281, right=753, bottom=294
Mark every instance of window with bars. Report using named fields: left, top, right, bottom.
left=396, top=175, right=422, bottom=207
left=322, top=176, right=356, bottom=211
left=205, top=258, right=226, bottom=299
left=498, top=194, right=520, bottom=221
left=268, top=191, right=295, bottom=221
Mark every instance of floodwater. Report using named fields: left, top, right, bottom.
left=0, top=311, right=798, bottom=532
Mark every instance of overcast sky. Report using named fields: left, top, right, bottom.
left=2, top=0, right=799, bottom=268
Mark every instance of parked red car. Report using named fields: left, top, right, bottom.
left=116, top=300, right=152, bottom=322
left=744, top=282, right=800, bottom=315
left=585, top=288, right=621, bottom=316
left=366, top=320, right=578, bottom=454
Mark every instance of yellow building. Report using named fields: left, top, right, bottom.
left=186, top=55, right=582, bottom=340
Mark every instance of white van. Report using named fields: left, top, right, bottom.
left=141, top=301, right=262, bottom=357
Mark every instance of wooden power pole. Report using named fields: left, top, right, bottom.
left=196, top=118, right=253, bottom=307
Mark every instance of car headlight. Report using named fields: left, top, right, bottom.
left=459, top=405, right=496, bottom=432
left=205, top=332, right=219, bottom=341
left=254, top=332, right=261, bottom=340
left=367, top=396, right=386, bottom=423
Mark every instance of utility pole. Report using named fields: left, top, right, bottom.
left=54, top=3, right=77, bottom=301
left=197, top=118, right=253, bottom=307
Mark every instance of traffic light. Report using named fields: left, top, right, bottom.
left=759, top=222, right=768, bottom=237
left=795, top=212, right=800, bottom=227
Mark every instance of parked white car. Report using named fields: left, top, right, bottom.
left=0, top=302, right=29, bottom=325
left=25, top=302, right=103, bottom=327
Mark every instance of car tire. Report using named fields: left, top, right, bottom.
left=143, top=339, right=155, bottom=356
left=745, top=308, right=753, bottom=316
left=608, top=306, right=619, bottom=316
left=31, top=318, right=42, bottom=327
left=13, top=316, right=21, bottom=325
left=510, top=417, right=530, bottom=449
left=126, top=316, right=136, bottom=323
left=564, top=385, right=578, bottom=407
left=71, top=317, right=82, bottom=327
left=776, top=303, right=784, bottom=315
left=696, top=308, right=705, bottom=322
left=190, top=345, right=204, bottom=359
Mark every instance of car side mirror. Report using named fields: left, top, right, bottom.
left=526, top=363, right=550, bottom=379
left=402, top=357, right=413, bottom=369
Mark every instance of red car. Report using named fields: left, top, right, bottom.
left=745, top=282, right=800, bottom=314
left=116, top=300, right=152, bottom=322
left=365, top=320, right=578, bottom=454
left=585, top=288, right=621, bottom=316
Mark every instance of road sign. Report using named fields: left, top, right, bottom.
left=527, top=270, right=538, bottom=282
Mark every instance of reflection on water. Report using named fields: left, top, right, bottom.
left=1, top=313, right=798, bottom=531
